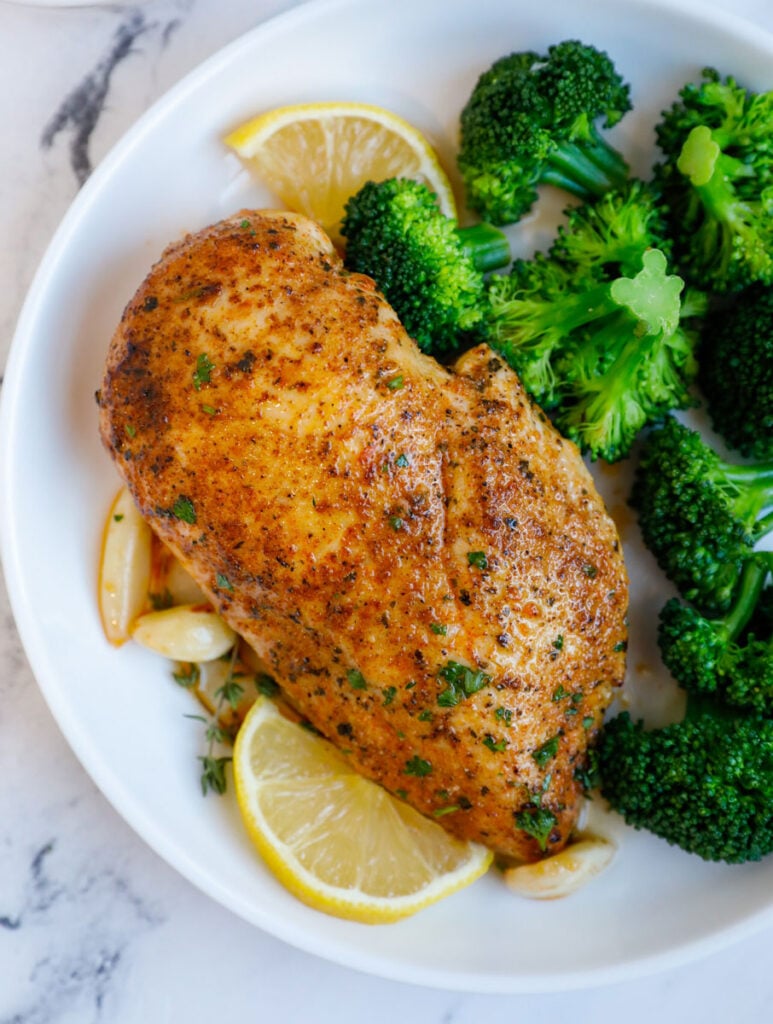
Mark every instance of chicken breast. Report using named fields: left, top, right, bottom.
left=98, top=209, right=628, bottom=861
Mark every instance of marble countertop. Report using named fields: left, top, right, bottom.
left=3, top=1, right=773, bottom=1020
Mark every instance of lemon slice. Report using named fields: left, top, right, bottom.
left=224, top=101, right=456, bottom=244
left=233, top=697, right=492, bottom=922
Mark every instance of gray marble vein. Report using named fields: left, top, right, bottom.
left=0, top=838, right=163, bottom=1024
left=40, top=1, right=196, bottom=188
left=41, top=12, right=152, bottom=187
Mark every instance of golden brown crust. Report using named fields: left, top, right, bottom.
left=98, top=209, right=628, bottom=860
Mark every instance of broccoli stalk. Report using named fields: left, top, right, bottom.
left=455, top=222, right=513, bottom=273
left=658, top=556, right=772, bottom=703
left=655, top=68, right=773, bottom=291
left=537, top=121, right=629, bottom=199
left=698, top=283, right=773, bottom=461
left=487, top=247, right=699, bottom=461
left=458, top=40, right=631, bottom=225
left=663, top=561, right=769, bottom=696
left=631, top=417, right=773, bottom=613
left=598, top=696, right=773, bottom=863
left=340, top=177, right=509, bottom=353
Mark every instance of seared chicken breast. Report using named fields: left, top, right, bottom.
left=98, top=210, right=628, bottom=861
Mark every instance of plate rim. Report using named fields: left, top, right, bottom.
left=4, top=0, right=773, bottom=993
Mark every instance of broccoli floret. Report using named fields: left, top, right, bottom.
left=659, top=555, right=773, bottom=712
left=458, top=40, right=631, bottom=225
left=340, top=178, right=509, bottom=353
left=550, top=180, right=671, bottom=276
left=698, top=284, right=773, bottom=460
left=599, top=699, right=773, bottom=863
left=631, top=417, right=773, bottom=613
left=487, top=244, right=701, bottom=461
left=655, top=68, right=773, bottom=292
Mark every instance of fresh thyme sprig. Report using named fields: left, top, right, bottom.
left=176, top=647, right=280, bottom=795
left=177, top=646, right=242, bottom=795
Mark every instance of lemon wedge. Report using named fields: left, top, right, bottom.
left=233, top=696, right=492, bottom=922
left=224, top=101, right=456, bottom=245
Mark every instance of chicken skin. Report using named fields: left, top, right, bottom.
left=98, top=209, right=628, bottom=861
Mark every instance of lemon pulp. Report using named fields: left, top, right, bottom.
left=233, top=697, right=492, bottom=923
left=225, top=101, right=456, bottom=245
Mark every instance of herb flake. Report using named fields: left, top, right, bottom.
left=532, top=735, right=560, bottom=768
left=172, top=495, right=197, bottom=525
left=216, top=572, right=234, bottom=592
left=193, top=353, right=215, bottom=391
left=514, top=805, right=558, bottom=852
left=467, top=550, right=488, bottom=570
left=437, top=660, right=491, bottom=707
left=347, top=668, right=368, bottom=690
left=404, top=755, right=433, bottom=777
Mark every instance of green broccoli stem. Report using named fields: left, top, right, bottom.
left=758, top=511, right=773, bottom=537
left=541, top=130, right=629, bottom=200
left=455, top=223, right=511, bottom=273
left=719, top=557, right=769, bottom=643
left=675, top=125, right=759, bottom=266
left=527, top=281, right=623, bottom=335
left=719, top=461, right=773, bottom=534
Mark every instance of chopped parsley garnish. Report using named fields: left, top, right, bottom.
left=256, top=674, right=279, bottom=697
left=347, top=668, right=368, bottom=690
left=382, top=686, right=397, bottom=706
left=201, top=404, right=217, bottom=416
left=432, top=805, right=460, bottom=818
left=388, top=515, right=405, bottom=531
left=552, top=684, right=571, bottom=702
left=614, top=640, right=628, bottom=652
left=193, top=353, right=215, bottom=390
left=437, top=660, right=491, bottom=707
left=404, top=755, right=433, bottom=777
left=386, top=374, right=404, bottom=391
left=430, top=623, right=447, bottom=636
left=582, top=715, right=595, bottom=730
left=113, top=514, right=124, bottom=523
left=574, top=749, right=600, bottom=792
left=495, top=707, right=513, bottom=726
left=553, top=635, right=564, bottom=651
left=172, top=495, right=197, bottom=525
left=582, top=563, right=598, bottom=578
left=532, top=735, right=560, bottom=767
left=483, top=734, right=507, bottom=753
left=216, top=572, right=234, bottom=592
left=125, top=423, right=137, bottom=439
left=418, top=709, right=433, bottom=722
left=395, top=453, right=410, bottom=468
left=467, top=550, right=488, bottom=570
left=514, top=805, right=558, bottom=852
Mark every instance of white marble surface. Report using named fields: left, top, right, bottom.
left=3, top=0, right=773, bottom=1020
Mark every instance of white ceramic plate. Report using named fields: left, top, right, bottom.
left=3, top=0, right=773, bottom=994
